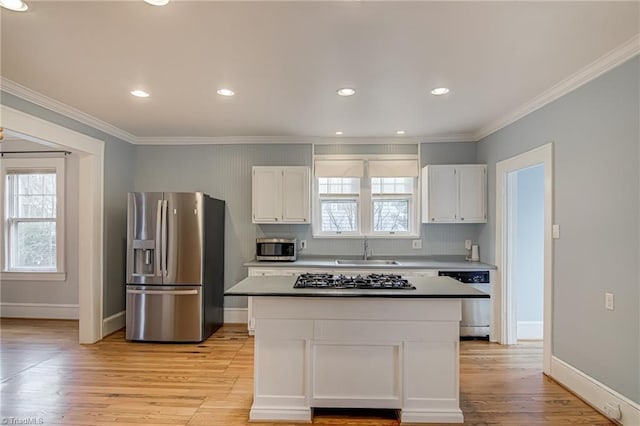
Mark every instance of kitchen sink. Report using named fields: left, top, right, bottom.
left=335, top=259, right=400, bottom=265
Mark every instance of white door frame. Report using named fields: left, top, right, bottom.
left=1, top=105, right=105, bottom=344
left=494, top=143, right=553, bottom=374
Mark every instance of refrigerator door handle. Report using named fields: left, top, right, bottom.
left=155, top=199, right=163, bottom=277
left=161, top=199, right=168, bottom=276
left=127, top=289, right=199, bottom=296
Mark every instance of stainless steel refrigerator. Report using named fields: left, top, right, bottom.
left=125, top=192, right=225, bottom=342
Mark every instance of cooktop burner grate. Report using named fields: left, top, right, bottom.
left=294, top=273, right=416, bottom=290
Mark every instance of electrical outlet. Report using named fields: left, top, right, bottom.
left=300, top=240, right=307, bottom=250
left=605, top=293, right=614, bottom=310
left=465, top=240, right=472, bottom=250
left=412, top=240, right=422, bottom=249
left=552, top=224, right=560, bottom=239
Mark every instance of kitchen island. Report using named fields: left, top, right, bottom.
left=225, top=275, right=488, bottom=424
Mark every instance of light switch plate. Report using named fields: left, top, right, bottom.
left=552, top=224, right=560, bottom=239
left=412, top=240, right=422, bottom=249
left=605, top=293, right=614, bottom=310
left=300, top=240, right=307, bottom=250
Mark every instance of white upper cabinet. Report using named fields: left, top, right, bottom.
left=421, top=164, right=487, bottom=223
left=252, top=166, right=310, bottom=224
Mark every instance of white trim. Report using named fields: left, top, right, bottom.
left=517, top=320, right=543, bottom=340
left=0, top=272, right=66, bottom=281
left=475, top=35, right=640, bottom=141
left=249, top=408, right=311, bottom=422
left=0, top=302, right=79, bottom=319
left=495, top=143, right=553, bottom=374
left=102, top=310, right=125, bottom=336
left=0, top=105, right=105, bottom=344
left=224, top=307, right=248, bottom=324
left=1, top=77, right=136, bottom=144
left=551, top=356, right=640, bottom=425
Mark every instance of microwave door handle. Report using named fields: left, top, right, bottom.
left=155, top=199, right=163, bottom=277
left=161, top=199, right=168, bottom=276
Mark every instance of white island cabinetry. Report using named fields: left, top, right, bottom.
left=225, top=275, right=487, bottom=424
left=246, top=266, right=438, bottom=335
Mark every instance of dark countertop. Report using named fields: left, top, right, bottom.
left=225, top=275, right=490, bottom=298
left=244, top=255, right=496, bottom=270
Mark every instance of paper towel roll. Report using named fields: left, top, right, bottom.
left=471, top=244, right=479, bottom=261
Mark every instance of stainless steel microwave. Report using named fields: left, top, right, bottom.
left=256, top=238, right=297, bottom=261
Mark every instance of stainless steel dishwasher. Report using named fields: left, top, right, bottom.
left=438, top=270, right=491, bottom=339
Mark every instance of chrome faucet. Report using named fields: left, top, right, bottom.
left=363, top=237, right=369, bottom=260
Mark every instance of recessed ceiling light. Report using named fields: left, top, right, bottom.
left=0, top=0, right=28, bottom=11
left=396, top=130, right=406, bottom=135
left=144, top=0, right=169, bottom=6
left=335, top=131, right=344, bottom=135
left=130, top=90, right=150, bottom=98
left=337, top=88, right=356, bottom=97
left=431, top=87, right=450, bottom=96
left=217, top=88, right=235, bottom=97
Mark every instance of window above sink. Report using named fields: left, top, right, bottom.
left=313, top=155, right=420, bottom=239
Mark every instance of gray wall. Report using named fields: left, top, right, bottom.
left=1, top=92, right=136, bottom=318
left=515, top=165, right=544, bottom=322
left=0, top=140, right=79, bottom=306
left=134, top=142, right=480, bottom=308
left=476, top=57, right=640, bottom=403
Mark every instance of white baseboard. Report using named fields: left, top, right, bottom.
left=551, top=356, right=640, bottom=425
left=102, top=310, right=125, bottom=336
left=517, top=320, right=543, bottom=340
left=0, top=302, right=79, bottom=319
left=224, top=307, right=248, bottom=324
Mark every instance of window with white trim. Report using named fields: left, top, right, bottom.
left=313, top=157, right=419, bottom=237
left=1, top=157, right=65, bottom=277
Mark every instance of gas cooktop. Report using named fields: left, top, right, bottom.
left=294, top=273, right=416, bottom=290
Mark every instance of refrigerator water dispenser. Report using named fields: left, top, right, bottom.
left=132, top=239, right=156, bottom=276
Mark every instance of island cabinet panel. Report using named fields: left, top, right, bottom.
left=311, top=343, right=402, bottom=408
left=249, top=296, right=464, bottom=423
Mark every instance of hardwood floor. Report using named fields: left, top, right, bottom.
left=0, top=319, right=612, bottom=425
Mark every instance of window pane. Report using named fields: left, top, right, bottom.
left=371, top=177, right=413, bottom=194
left=14, top=221, right=57, bottom=269
left=10, top=173, right=56, bottom=218
left=318, top=178, right=360, bottom=194
left=373, top=199, right=409, bottom=232
left=321, top=200, right=358, bottom=232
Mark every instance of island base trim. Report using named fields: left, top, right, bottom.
left=400, top=408, right=464, bottom=423
left=249, top=407, right=312, bottom=422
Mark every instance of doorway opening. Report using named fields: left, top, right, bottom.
left=494, top=143, right=552, bottom=374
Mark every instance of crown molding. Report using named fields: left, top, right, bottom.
left=0, top=77, right=137, bottom=144
left=2, top=34, right=637, bottom=146
left=474, top=34, right=640, bottom=141
left=135, top=135, right=318, bottom=145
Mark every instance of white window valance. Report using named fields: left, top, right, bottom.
left=368, top=160, right=419, bottom=177
left=314, top=160, right=365, bottom=178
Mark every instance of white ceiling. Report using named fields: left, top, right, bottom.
left=1, top=1, right=638, bottom=142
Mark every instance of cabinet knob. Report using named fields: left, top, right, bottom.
left=431, top=218, right=435, bottom=221
left=461, top=217, right=465, bottom=221
left=275, top=218, right=278, bottom=221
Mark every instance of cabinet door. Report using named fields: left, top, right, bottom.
left=458, top=165, right=486, bottom=223
left=425, top=166, right=457, bottom=222
left=253, top=167, right=281, bottom=223
left=282, top=167, right=310, bottom=223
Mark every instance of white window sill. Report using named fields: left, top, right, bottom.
left=1, top=271, right=67, bottom=281
left=312, top=234, right=420, bottom=239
